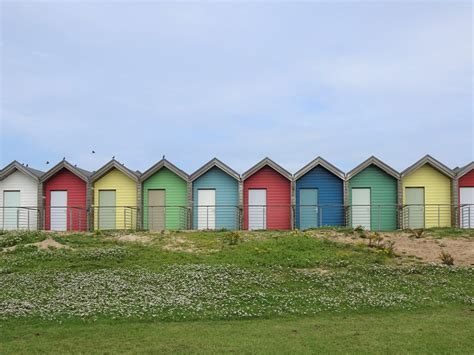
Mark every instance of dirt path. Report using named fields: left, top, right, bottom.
left=309, top=231, right=474, bottom=266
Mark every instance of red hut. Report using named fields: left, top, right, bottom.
left=41, top=160, right=91, bottom=231
left=242, top=158, right=292, bottom=230
left=457, top=162, right=474, bottom=228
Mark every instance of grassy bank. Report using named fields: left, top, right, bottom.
left=0, top=229, right=472, bottom=353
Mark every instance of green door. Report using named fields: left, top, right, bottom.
left=406, top=187, right=424, bottom=229
left=300, top=189, right=318, bottom=229
left=99, top=190, right=116, bottom=229
left=3, top=191, right=20, bottom=230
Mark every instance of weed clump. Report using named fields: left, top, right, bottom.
left=410, top=229, right=425, bottom=239
left=439, top=251, right=454, bottom=266
left=354, top=226, right=367, bottom=238
left=223, top=232, right=242, bottom=246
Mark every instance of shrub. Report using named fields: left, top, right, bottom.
left=383, top=240, right=396, bottom=256
left=439, top=251, right=454, bottom=266
left=354, top=226, right=367, bottom=238
left=410, top=229, right=425, bottom=239
left=222, top=232, right=242, bottom=246
left=367, top=232, right=383, bottom=248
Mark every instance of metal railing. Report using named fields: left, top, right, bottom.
left=296, top=204, right=345, bottom=229
left=0, top=206, right=40, bottom=230
left=194, top=205, right=240, bottom=230
left=1, top=204, right=472, bottom=231
left=144, top=205, right=188, bottom=231
left=347, top=204, right=399, bottom=231
left=245, top=204, right=293, bottom=230
left=43, top=206, right=88, bottom=231
left=459, top=204, right=474, bottom=229
left=400, top=204, right=453, bottom=229
left=92, top=206, right=139, bottom=230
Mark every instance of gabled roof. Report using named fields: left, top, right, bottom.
left=0, top=160, right=44, bottom=181
left=190, top=158, right=240, bottom=182
left=294, top=156, right=344, bottom=181
left=456, top=161, right=474, bottom=179
left=40, top=159, right=91, bottom=183
left=90, top=159, right=140, bottom=183
left=346, top=156, right=400, bottom=180
left=241, top=157, right=292, bottom=181
left=401, top=155, right=454, bottom=179
left=140, top=159, right=188, bottom=182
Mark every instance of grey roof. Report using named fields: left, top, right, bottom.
left=346, top=156, right=400, bottom=180
left=401, top=155, right=455, bottom=179
left=40, top=160, right=91, bottom=183
left=0, top=160, right=44, bottom=181
left=456, top=161, right=474, bottom=179
left=190, top=158, right=240, bottom=182
left=294, top=156, right=344, bottom=181
left=241, top=157, right=292, bottom=181
left=90, top=159, right=140, bottom=183
left=140, top=159, right=189, bottom=182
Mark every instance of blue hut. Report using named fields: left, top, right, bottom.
left=294, top=157, right=344, bottom=229
left=190, top=158, right=240, bottom=230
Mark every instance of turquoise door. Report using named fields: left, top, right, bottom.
left=300, top=189, right=318, bottom=229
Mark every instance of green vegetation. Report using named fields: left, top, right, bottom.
left=1, top=308, right=472, bottom=354
left=0, top=229, right=472, bottom=353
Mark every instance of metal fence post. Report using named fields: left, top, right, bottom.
left=463, top=205, right=471, bottom=228
left=438, top=205, right=440, bottom=227
left=123, top=208, right=126, bottom=230
left=319, top=205, right=323, bottom=227
left=378, top=205, right=381, bottom=231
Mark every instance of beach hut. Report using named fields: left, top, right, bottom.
left=190, top=158, right=240, bottom=230
left=91, top=160, right=140, bottom=230
left=346, top=156, right=400, bottom=231
left=41, top=160, right=91, bottom=231
left=294, top=157, right=344, bottom=229
left=0, top=161, right=43, bottom=230
left=242, top=158, right=292, bottom=230
left=140, top=159, right=188, bottom=231
left=456, top=162, right=474, bottom=228
left=401, top=155, right=454, bottom=229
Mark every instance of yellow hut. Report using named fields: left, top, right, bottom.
left=91, top=160, right=140, bottom=230
left=401, top=155, right=454, bottom=228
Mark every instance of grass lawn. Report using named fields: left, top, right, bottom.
left=1, top=307, right=473, bottom=353
left=0, top=229, right=473, bottom=353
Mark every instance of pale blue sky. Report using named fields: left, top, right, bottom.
left=1, top=1, right=472, bottom=175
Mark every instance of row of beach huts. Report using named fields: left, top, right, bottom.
left=0, top=155, right=473, bottom=232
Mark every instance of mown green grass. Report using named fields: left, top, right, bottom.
left=0, top=229, right=473, bottom=353
left=1, top=307, right=472, bottom=354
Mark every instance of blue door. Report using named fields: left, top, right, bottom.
left=300, top=189, right=318, bottom=229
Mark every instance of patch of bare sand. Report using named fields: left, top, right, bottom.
left=162, top=235, right=218, bottom=254
left=115, top=234, right=152, bottom=243
left=32, top=238, right=72, bottom=250
left=309, top=231, right=474, bottom=266
left=162, top=235, right=198, bottom=253
left=2, top=238, right=71, bottom=253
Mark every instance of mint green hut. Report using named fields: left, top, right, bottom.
left=346, top=156, right=400, bottom=231
left=140, top=159, right=189, bottom=231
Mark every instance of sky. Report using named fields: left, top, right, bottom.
left=1, top=1, right=472, bottom=175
